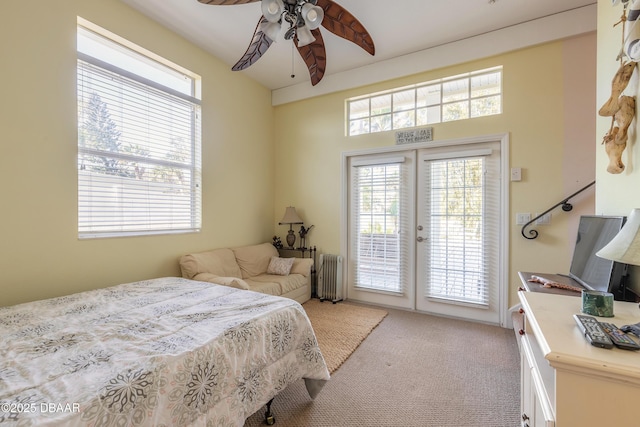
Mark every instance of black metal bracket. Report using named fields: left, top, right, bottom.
left=264, top=398, right=275, bottom=425
left=521, top=181, right=596, bottom=240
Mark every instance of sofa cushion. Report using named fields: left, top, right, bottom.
left=180, top=248, right=243, bottom=279
left=267, top=257, right=295, bottom=276
left=232, top=243, right=279, bottom=279
left=192, top=273, right=250, bottom=290
left=248, top=273, right=308, bottom=294
left=243, top=278, right=282, bottom=296
left=290, top=258, right=313, bottom=276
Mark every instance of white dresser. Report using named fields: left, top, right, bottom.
left=517, top=291, right=640, bottom=427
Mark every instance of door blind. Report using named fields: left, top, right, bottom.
left=422, top=153, right=499, bottom=306
left=351, top=157, right=411, bottom=294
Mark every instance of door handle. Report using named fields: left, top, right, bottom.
left=417, top=236, right=424, bottom=242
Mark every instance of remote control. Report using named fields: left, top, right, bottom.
left=573, top=314, right=613, bottom=349
left=621, top=323, right=640, bottom=337
left=599, top=322, right=640, bottom=351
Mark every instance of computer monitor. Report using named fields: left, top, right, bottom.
left=569, top=215, right=628, bottom=300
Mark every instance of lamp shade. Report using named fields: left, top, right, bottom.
left=279, top=206, right=303, bottom=225
left=296, top=25, right=316, bottom=47
left=261, top=0, right=285, bottom=23
left=301, top=3, right=324, bottom=30
left=263, top=21, right=281, bottom=41
left=596, top=208, right=640, bottom=266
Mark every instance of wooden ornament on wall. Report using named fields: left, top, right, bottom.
left=599, top=3, right=638, bottom=174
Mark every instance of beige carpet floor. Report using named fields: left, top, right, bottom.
left=245, top=303, right=520, bottom=427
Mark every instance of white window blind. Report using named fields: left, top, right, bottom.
left=422, top=151, right=499, bottom=306
left=77, top=25, right=201, bottom=238
left=351, top=157, right=411, bottom=294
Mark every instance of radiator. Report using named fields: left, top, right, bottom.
left=317, top=254, right=344, bottom=303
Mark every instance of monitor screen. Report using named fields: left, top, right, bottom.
left=569, top=215, right=626, bottom=293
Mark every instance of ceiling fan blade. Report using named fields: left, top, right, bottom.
left=231, top=17, right=274, bottom=71
left=316, top=0, right=375, bottom=56
left=295, top=29, right=327, bottom=86
left=198, top=0, right=259, bottom=5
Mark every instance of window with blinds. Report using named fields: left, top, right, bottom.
left=422, top=152, right=499, bottom=306
left=76, top=23, right=201, bottom=238
left=351, top=157, right=411, bottom=294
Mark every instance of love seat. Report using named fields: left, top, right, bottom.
left=179, top=242, right=312, bottom=304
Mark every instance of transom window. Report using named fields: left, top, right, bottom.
left=77, top=20, right=202, bottom=239
left=347, top=67, right=502, bottom=136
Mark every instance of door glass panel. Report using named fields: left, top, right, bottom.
left=424, top=157, right=488, bottom=305
left=352, top=163, right=402, bottom=293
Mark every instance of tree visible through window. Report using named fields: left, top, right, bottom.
left=80, top=93, right=123, bottom=176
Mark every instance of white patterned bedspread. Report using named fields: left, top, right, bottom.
left=0, top=278, right=329, bottom=426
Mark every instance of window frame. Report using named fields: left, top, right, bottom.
left=346, top=67, right=502, bottom=137
left=77, top=21, right=202, bottom=239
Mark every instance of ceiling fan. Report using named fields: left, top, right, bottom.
left=197, top=0, right=375, bottom=85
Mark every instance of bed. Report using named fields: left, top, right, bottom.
left=0, top=277, right=330, bottom=426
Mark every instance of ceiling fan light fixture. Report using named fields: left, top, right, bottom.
left=296, top=25, right=316, bottom=47
left=301, top=3, right=324, bottom=30
left=261, top=0, right=285, bottom=23
left=264, top=21, right=282, bottom=41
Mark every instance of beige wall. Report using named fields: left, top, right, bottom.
left=0, top=0, right=274, bottom=307
left=274, top=33, right=597, bottom=309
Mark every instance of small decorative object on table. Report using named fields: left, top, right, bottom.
left=272, top=235, right=283, bottom=249
left=298, top=224, right=314, bottom=249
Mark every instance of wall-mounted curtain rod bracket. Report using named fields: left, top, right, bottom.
left=521, top=181, right=596, bottom=240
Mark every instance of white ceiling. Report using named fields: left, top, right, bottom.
left=120, top=0, right=596, bottom=104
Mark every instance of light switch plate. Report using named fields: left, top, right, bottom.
left=516, top=213, right=531, bottom=225
left=536, top=213, right=551, bottom=225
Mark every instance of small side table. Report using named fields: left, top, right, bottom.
left=278, top=246, right=317, bottom=298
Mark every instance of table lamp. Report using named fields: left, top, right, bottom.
left=279, top=206, right=303, bottom=248
left=596, top=208, right=640, bottom=266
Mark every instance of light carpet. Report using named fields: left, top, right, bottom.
left=302, top=299, right=388, bottom=374
left=244, top=304, right=520, bottom=427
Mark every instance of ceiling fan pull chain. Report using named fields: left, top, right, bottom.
left=291, top=42, right=295, bottom=78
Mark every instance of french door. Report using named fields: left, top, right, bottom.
left=347, top=151, right=416, bottom=310
left=415, top=142, right=501, bottom=323
left=346, top=137, right=505, bottom=325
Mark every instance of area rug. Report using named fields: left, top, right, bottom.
left=302, top=299, right=388, bottom=373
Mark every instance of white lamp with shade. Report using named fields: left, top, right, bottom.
left=279, top=206, right=303, bottom=249
left=596, top=208, right=640, bottom=266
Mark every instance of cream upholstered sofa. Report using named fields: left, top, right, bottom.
left=179, top=243, right=313, bottom=304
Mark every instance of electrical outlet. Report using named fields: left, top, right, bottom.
left=516, top=213, right=531, bottom=225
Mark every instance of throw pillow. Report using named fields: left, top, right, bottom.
left=267, top=256, right=295, bottom=276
